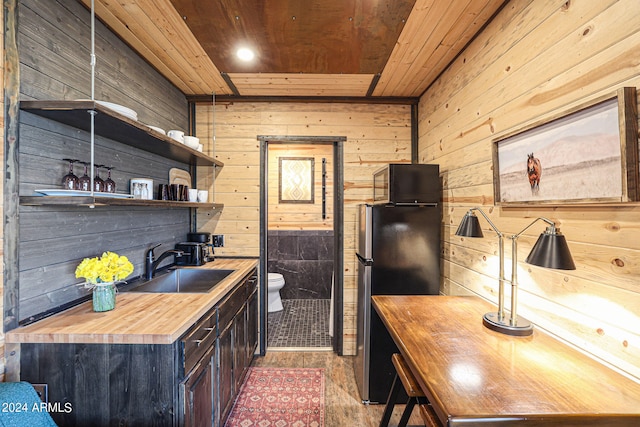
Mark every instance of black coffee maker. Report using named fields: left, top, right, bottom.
left=175, top=233, right=214, bottom=266
left=174, top=242, right=206, bottom=266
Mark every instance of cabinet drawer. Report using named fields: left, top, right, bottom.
left=217, top=282, right=247, bottom=329
left=182, top=307, right=217, bottom=375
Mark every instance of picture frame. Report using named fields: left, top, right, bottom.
left=278, top=157, right=315, bottom=203
left=493, top=87, right=638, bottom=205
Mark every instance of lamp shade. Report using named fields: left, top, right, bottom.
left=525, top=229, right=576, bottom=270
left=455, top=212, right=484, bottom=237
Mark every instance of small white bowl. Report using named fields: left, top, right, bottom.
left=183, top=135, right=200, bottom=149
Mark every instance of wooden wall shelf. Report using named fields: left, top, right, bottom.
left=20, top=100, right=224, bottom=168
left=20, top=195, right=223, bottom=210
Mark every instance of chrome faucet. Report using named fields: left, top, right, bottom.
left=145, top=244, right=183, bottom=280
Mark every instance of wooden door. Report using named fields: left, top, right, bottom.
left=182, top=348, right=214, bottom=427
left=233, top=303, right=248, bottom=391
left=217, top=323, right=234, bottom=424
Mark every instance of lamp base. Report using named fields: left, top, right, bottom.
left=483, top=312, right=533, bottom=336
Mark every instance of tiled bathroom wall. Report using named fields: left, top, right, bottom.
left=267, top=230, right=334, bottom=299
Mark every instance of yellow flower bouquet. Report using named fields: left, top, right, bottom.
left=76, top=251, right=134, bottom=285
left=76, top=252, right=134, bottom=312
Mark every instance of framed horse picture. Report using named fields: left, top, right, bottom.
left=493, top=87, right=639, bottom=205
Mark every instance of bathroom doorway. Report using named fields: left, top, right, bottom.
left=258, top=136, right=345, bottom=354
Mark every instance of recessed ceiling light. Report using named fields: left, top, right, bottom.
left=237, top=48, right=255, bottom=61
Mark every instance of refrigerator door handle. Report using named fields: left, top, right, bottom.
left=356, top=253, right=373, bottom=266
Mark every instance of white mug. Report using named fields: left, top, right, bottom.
left=188, top=188, right=198, bottom=202
left=167, top=130, right=184, bottom=143
left=197, top=190, right=208, bottom=203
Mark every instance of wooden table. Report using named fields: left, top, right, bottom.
left=372, top=295, right=640, bottom=426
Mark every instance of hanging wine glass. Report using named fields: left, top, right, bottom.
left=94, top=164, right=105, bottom=192
left=78, top=161, right=91, bottom=191
left=104, top=166, right=116, bottom=193
left=61, top=158, right=79, bottom=190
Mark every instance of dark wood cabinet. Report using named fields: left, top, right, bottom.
left=233, top=304, right=248, bottom=393
left=20, top=342, right=177, bottom=426
left=216, top=268, right=258, bottom=426
left=17, top=267, right=259, bottom=427
left=217, top=322, right=234, bottom=425
left=180, top=306, right=217, bottom=427
left=246, top=285, right=259, bottom=363
left=182, top=347, right=215, bottom=427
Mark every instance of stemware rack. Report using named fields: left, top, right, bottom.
left=18, top=100, right=223, bottom=209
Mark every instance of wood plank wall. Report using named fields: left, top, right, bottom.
left=267, top=143, right=334, bottom=230
left=420, top=0, right=640, bottom=380
left=194, top=102, right=412, bottom=354
left=13, top=0, right=190, bottom=322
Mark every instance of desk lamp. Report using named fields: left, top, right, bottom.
left=456, top=208, right=575, bottom=336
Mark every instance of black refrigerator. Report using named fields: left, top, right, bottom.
left=354, top=166, right=441, bottom=404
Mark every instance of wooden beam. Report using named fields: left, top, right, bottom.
left=188, top=95, right=419, bottom=105
left=3, top=0, right=19, bottom=333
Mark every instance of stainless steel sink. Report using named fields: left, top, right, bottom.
left=128, top=268, right=235, bottom=293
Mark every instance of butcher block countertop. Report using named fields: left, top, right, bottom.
left=5, top=258, right=258, bottom=345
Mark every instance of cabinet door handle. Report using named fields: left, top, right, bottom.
left=192, top=328, right=216, bottom=346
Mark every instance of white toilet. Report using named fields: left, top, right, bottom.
left=267, top=273, right=285, bottom=312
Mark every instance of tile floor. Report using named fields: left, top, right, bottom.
left=267, top=299, right=332, bottom=348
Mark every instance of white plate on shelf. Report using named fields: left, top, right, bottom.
left=95, top=101, right=138, bottom=121
left=146, top=125, right=166, bottom=135
left=76, top=99, right=138, bottom=121
left=34, top=189, right=134, bottom=198
left=169, top=168, right=191, bottom=186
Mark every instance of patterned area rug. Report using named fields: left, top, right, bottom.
left=226, top=367, right=325, bottom=427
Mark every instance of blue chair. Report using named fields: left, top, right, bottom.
left=0, top=382, right=58, bottom=427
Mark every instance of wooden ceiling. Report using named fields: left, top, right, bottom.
left=79, top=0, right=506, bottom=98
left=170, top=0, right=416, bottom=75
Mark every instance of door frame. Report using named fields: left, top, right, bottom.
left=258, top=135, right=346, bottom=355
